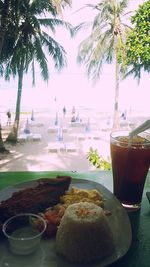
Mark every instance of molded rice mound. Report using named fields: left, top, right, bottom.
left=56, top=202, right=115, bottom=263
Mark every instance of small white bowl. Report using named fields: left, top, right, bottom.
left=2, top=213, right=46, bottom=255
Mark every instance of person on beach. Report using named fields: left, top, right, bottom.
left=76, top=112, right=80, bottom=122
left=121, top=110, right=127, bottom=120
left=24, top=119, right=30, bottom=134
left=63, top=106, right=66, bottom=117
left=54, top=112, right=58, bottom=126
left=72, top=106, right=76, bottom=115
left=71, top=115, right=76, bottom=123
left=31, top=110, right=35, bottom=121
left=85, top=118, right=91, bottom=133
left=56, top=126, right=63, bottom=141
left=6, top=110, right=11, bottom=126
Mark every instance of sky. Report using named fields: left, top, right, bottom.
left=0, top=0, right=149, bottom=116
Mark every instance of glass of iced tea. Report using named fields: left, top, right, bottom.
left=110, top=130, right=150, bottom=211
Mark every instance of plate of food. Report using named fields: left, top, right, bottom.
left=0, top=176, right=132, bottom=267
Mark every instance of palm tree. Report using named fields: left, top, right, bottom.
left=0, top=0, right=12, bottom=152
left=77, top=0, right=131, bottom=129
left=0, top=0, right=72, bottom=143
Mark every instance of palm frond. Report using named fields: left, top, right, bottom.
left=31, top=58, right=35, bottom=86
left=30, top=0, right=57, bottom=16
left=0, top=63, right=4, bottom=76
left=77, top=35, right=94, bottom=65
left=38, top=18, right=73, bottom=36
left=33, top=36, right=49, bottom=81
left=4, top=61, right=14, bottom=80
left=42, top=31, right=67, bottom=70
left=123, top=65, right=141, bottom=82
left=71, top=22, right=90, bottom=36
left=118, top=0, right=128, bottom=15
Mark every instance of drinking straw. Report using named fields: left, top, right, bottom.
left=129, top=120, right=150, bottom=138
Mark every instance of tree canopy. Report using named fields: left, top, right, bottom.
left=0, top=0, right=73, bottom=143
left=77, top=0, right=130, bottom=82
left=0, top=0, right=73, bottom=82
left=123, top=0, right=150, bottom=78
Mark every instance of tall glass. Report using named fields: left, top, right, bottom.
left=110, top=130, right=150, bottom=211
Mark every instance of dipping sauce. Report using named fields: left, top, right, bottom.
left=9, top=227, right=41, bottom=255
left=2, top=213, right=46, bottom=255
left=11, top=226, right=40, bottom=238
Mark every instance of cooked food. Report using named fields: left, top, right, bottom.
left=38, top=205, right=66, bottom=238
left=60, top=186, right=104, bottom=208
left=38, top=186, right=105, bottom=238
left=56, top=202, right=115, bottom=263
left=0, top=176, right=71, bottom=229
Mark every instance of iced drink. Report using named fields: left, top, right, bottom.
left=110, top=131, right=150, bottom=210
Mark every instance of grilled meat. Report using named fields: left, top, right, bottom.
left=0, top=176, right=71, bottom=228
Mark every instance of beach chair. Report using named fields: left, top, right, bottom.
left=77, top=133, right=86, bottom=141
left=92, top=131, right=101, bottom=140
left=36, top=122, right=44, bottom=127
left=65, top=142, right=77, bottom=152
left=18, top=134, right=27, bottom=142
left=32, top=134, right=42, bottom=141
left=48, top=142, right=65, bottom=152
left=47, top=126, right=59, bottom=133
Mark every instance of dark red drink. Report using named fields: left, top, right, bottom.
left=110, top=131, right=150, bottom=210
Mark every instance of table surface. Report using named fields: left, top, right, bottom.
left=0, top=170, right=150, bottom=267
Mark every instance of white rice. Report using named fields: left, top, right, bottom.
left=56, top=202, right=114, bottom=263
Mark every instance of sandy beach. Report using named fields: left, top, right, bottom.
left=0, top=109, right=149, bottom=172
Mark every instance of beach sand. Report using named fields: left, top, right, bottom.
left=0, top=111, right=148, bottom=172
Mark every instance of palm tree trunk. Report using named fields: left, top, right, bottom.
left=6, top=64, right=24, bottom=143
left=0, top=127, right=4, bottom=151
left=0, top=122, right=9, bottom=152
left=0, top=0, right=10, bottom=152
left=112, top=46, right=120, bottom=130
